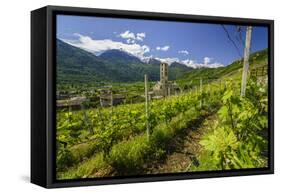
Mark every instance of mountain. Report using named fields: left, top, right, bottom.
left=147, top=58, right=161, bottom=66
left=56, top=39, right=109, bottom=84
left=170, top=62, right=193, bottom=71
left=56, top=39, right=197, bottom=84
left=57, top=40, right=145, bottom=83
left=177, top=48, right=268, bottom=87
left=99, top=49, right=143, bottom=65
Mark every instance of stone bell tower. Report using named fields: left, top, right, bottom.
left=160, top=62, right=168, bottom=96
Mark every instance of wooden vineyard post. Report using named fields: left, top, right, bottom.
left=99, top=96, right=102, bottom=107
left=110, top=88, right=113, bottom=107
left=110, top=88, right=114, bottom=118
left=200, top=78, right=203, bottom=108
left=67, top=100, right=71, bottom=124
left=241, top=26, right=253, bottom=97
left=144, top=74, right=150, bottom=140
left=168, top=87, right=171, bottom=97
left=97, top=107, right=105, bottom=129
left=81, top=103, right=91, bottom=134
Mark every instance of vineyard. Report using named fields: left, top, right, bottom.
left=56, top=49, right=268, bottom=179
left=57, top=82, right=220, bottom=178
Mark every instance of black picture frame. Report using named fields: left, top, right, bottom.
left=31, top=5, right=274, bottom=188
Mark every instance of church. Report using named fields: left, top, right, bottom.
left=150, top=63, right=181, bottom=99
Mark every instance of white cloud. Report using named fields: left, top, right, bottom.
left=155, top=57, right=224, bottom=68
left=62, top=33, right=150, bottom=61
left=204, top=62, right=224, bottom=68
left=120, top=30, right=135, bottom=39
left=204, top=57, right=212, bottom=64
left=119, top=30, right=146, bottom=43
left=155, top=57, right=180, bottom=65
left=178, top=50, right=189, bottom=55
left=126, top=39, right=135, bottom=44
left=136, top=32, right=146, bottom=41
left=141, top=55, right=154, bottom=63
left=182, top=58, right=224, bottom=68
left=156, top=45, right=170, bottom=51
left=181, top=59, right=196, bottom=67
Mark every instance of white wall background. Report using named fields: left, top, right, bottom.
left=0, top=0, right=279, bottom=193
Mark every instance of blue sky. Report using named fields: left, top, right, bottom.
left=57, top=15, right=268, bottom=68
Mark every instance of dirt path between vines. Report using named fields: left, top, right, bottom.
left=147, top=113, right=218, bottom=174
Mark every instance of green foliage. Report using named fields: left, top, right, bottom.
left=150, top=124, right=172, bottom=150
left=56, top=145, right=75, bottom=171
left=193, top=78, right=268, bottom=171
left=107, top=135, right=152, bottom=174
left=200, top=126, right=239, bottom=169
left=57, top=152, right=109, bottom=179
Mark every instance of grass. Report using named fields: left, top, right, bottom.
left=57, top=152, right=110, bottom=179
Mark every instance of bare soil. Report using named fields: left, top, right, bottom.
left=147, top=113, right=217, bottom=174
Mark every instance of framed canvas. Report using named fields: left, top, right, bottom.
left=31, top=5, right=274, bottom=188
